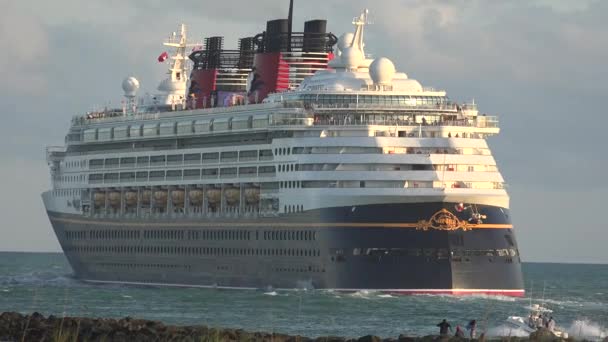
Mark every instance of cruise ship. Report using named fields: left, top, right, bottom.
left=42, top=5, right=525, bottom=296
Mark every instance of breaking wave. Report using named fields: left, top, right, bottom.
left=0, top=270, right=79, bottom=288
left=566, top=319, right=607, bottom=340
left=486, top=325, right=530, bottom=337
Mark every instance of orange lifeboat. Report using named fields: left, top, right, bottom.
left=188, top=189, right=204, bottom=205
left=225, top=188, right=240, bottom=205
left=154, top=190, right=167, bottom=207
left=171, top=189, right=185, bottom=207
left=125, top=191, right=137, bottom=206
left=206, top=188, right=221, bottom=204
left=244, top=188, right=260, bottom=204
left=93, top=192, right=105, bottom=207
left=141, top=190, right=151, bottom=206
left=108, top=191, right=121, bottom=207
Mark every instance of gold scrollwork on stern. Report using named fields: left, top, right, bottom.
left=415, top=209, right=473, bottom=231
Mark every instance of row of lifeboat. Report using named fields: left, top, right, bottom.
left=93, top=188, right=260, bottom=208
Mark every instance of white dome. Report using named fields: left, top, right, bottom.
left=337, top=32, right=355, bottom=52
left=122, top=76, right=140, bottom=97
left=341, top=46, right=364, bottom=70
left=369, top=57, right=396, bottom=85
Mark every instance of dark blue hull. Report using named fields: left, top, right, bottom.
left=47, top=202, right=524, bottom=296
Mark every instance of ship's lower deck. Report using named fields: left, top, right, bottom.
left=46, top=202, right=524, bottom=296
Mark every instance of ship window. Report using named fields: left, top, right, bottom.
left=149, top=171, right=165, bottom=180
left=220, top=167, right=237, bottom=178
left=202, top=168, right=218, bottom=178
left=239, top=150, right=258, bottom=161
left=184, top=153, right=201, bottom=164
left=166, top=170, right=182, bottom=180
left=167, top=154, right=183, bottom=165
left=120, top=172, right=135, bottom=182
left=104, top=173, right=119, bottom=182
left=259, top=150, right=273, bottom=160
left=184, top=169, right=200, bottom=179
left=220, top=151, right=238, bottom=162
left=136, top=171, right=148, bottom=181
left=136, top=156, right=149, bottom=166
left=150, top=155, right=166, bottom=166
left=202, top=152, right=219, bottom=163
left=239, top=167, right=256, bottom=176
left=105, top=158, right=119, bottom=168
left=90, top=159, right=104, bottom=169
left=120, top=157, right=135, bottom=167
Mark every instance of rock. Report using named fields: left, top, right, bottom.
left=112, top=330, right=129, bottom=342
left=530, top=327, right=558, bottom=341
left=315, top=336, right=347, bottom=342
left=357, top=335, right=382, bottom=342
left=397, top=334, right=416, bottom=342
left=418, top=335, right=441, bottom=342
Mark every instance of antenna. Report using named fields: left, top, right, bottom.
left=350, top=9, right=370, bottom=56
left=287, top=0, right=294, bottom=52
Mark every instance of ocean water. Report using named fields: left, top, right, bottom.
left=0, top=252, right=606, bottom=340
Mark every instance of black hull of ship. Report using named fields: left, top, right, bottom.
left=47, top=202, right=525, bottom=296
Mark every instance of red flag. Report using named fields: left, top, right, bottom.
left=157, top=51, right=169, bottom=62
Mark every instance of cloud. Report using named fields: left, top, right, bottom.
left=0, top=2, right=50, bottom=96
left=0, top=158, right=60, bottom=252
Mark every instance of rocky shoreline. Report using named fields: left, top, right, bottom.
left=0, top=311, right=592, bottom=342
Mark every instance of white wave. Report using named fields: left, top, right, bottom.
left=121, top=295, right=133, bottom=298
left=538, top=298, right=584, bottom=307
left=348, top=290, right=376, bottom=299
left=1, top=289, right=9, bottom=292
left=0, top=271, right=78, bottom=287
left=377, top=294, right=394, bottom=298
left=486, top=324, right=530, bottom=337
left=459, top=294, right=520, bottom=302
left=263, top=291, right=278, bottom=296
left=566, top=319, right=607, bottom=340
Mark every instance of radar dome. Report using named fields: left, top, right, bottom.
left=369, top=57, right=396, bottom=85
left=341, top=46, right=364, bottom=70
left=337, top=32, right=355, bottom=52
left=122, top=77, right=140, bottom=97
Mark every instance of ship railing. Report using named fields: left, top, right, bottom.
left=304, top=114, right=498, bottom=128
left=311, top=103, right=459, bottom=111
left=269, top=113, right=498, bottom=129
left=70, top=102, right=285, bottom=126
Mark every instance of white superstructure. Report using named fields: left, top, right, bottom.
left=43, top=12, right=507, bottom=220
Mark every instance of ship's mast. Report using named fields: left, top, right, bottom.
left=350, top=9, right=369, bottom=56
left=156, top=24, right=201, bottom=107
left=163, top=24, right=189, bottom=85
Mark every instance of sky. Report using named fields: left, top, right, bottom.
left=0, top=0, right=606, bottom=264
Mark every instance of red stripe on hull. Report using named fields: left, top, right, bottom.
left=337, top=289, right=526, bottom=297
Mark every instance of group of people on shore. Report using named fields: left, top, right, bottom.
left=437, top=319, right=477, bottom=338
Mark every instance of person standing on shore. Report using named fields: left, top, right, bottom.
left=437, top=319, right=452, bottom=336
left=466, top=319, right=477, bottom=339
left=547, top=317, right=556, bottom=332
left=455, top=325, right=466, bottom=338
